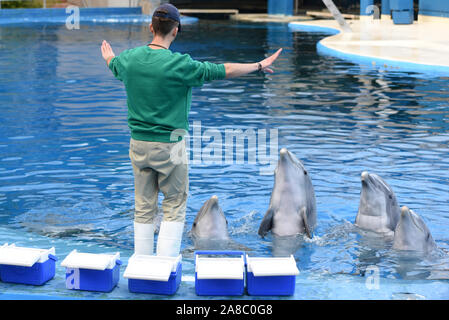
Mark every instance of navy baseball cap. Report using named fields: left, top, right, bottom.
left=153, top=3, right=181, bottom=32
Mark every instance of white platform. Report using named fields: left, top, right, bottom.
left=288, top=17, right=449, bottom=74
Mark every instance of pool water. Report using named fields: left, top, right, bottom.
left=0, top=19, right=448, bottom=300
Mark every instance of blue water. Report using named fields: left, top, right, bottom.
left=0, top=19, right=448, bottom=300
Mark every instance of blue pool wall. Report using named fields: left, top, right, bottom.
left=0, top=7, right=140, bottom=18
left=1, top=1, right=449, bottom=20
left=419, top=0, right=449, bottom=18
left=381, top=0, right=390, bottom=16
left=360, top=0, right=374, bottom=16
left=0, top=7, right=198, bottom=25
left=267, top=0, right=293, bottom=16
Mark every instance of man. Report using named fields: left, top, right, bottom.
left=101, top=3, right=282, bottom=257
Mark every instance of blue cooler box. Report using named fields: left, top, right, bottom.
left=61, top=250, right=121, bottom=292
left=392, top=10, right=414, bottom=24
left=195, top=251, right=245, bottom=296
left=390, top=0, right=413, bottom=24
left=124, top=254, right=182, bottom=295
left=0, top=243, right=57, bottom=286
left=246, top=255, right=299, bottom=296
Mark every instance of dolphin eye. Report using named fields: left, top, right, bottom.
left=304, top=170, right=308, bottom=175
left=388, top=194, right=392, bottom=199
left=193, top=222, right=196, bottom=227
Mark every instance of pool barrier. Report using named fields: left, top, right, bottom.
left=0, top=244, right=301, bottom=297
left=0, top=8, right=199, bottom=26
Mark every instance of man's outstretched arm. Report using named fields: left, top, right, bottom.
left=224, top=48, right=282, bottom=78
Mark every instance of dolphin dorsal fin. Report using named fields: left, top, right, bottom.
left=258, top=208, right=274, bottom=238
left=301, top=207, right=312, bottom=239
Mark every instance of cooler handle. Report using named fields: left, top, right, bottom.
left=48, top=254, right=58, bottom=261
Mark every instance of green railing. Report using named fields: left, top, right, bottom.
left=0, top=0, right=60, bottom=9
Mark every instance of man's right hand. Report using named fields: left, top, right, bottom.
left=224, top=48, right=283, bottom=79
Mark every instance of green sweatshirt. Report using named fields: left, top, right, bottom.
left=109, top=45, right=226, bottom=143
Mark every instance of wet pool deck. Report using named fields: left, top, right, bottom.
left=288, top=17, right=449, bottom=74
left=231, top=13, right=313, bottom=23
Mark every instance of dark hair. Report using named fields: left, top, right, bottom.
left=152, top=10, right=179, bottom=36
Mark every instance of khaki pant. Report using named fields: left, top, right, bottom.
left=129, top=138, right=188, bottom=224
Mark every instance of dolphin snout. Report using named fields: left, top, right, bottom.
left=209, top=195, right=220, bottom=207
left=361, top=171, right=369, bottom=181
left=280, top=148, right=288, bottom=157
left=401, top=206, right=409, bottom=217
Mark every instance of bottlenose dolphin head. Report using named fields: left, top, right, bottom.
left=393, top=206, right=436, bottom=253
left=277, top=148, right=308, bottom=180
left=266, top=148, right=316, bottom=237
left=191, top=195, right=229, bottom=240
left=355, top=171, right=400, bottom=233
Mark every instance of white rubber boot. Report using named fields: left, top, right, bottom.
left=156, top=221, right=184, bottom=257
left=134, top=221, right=154, bottom=255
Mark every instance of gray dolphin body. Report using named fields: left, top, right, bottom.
left=191, top=195, right=229, bottom=240
left=258, top=148, right=316, bottom=238
left=355, top=171, right=401, bottom=235
left=393, top=206, right=436, bottom=253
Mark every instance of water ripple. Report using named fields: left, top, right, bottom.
left=0, top=21, right=448, bottom=299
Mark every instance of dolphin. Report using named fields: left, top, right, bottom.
left=258, top=148, right=316, bottom=238
left=190, top=195, right=229, bottom=240
left=392, top=206, right=436, bottom=253
left=189, top=196, right=252, bottom=251
left=355, top=171, right=400, bottom=235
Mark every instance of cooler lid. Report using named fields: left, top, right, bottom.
left=0, top=243, right=55, bottom=267
left=246, top=255, right=299, bottom=277
left=123, top=254, right=182, bottom=282
left=195, top=257, right=244, bottom=280
left=61, top=250, right=120, bottom=270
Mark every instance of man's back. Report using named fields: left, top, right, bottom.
left=109, top=46, right=226, bottom=143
